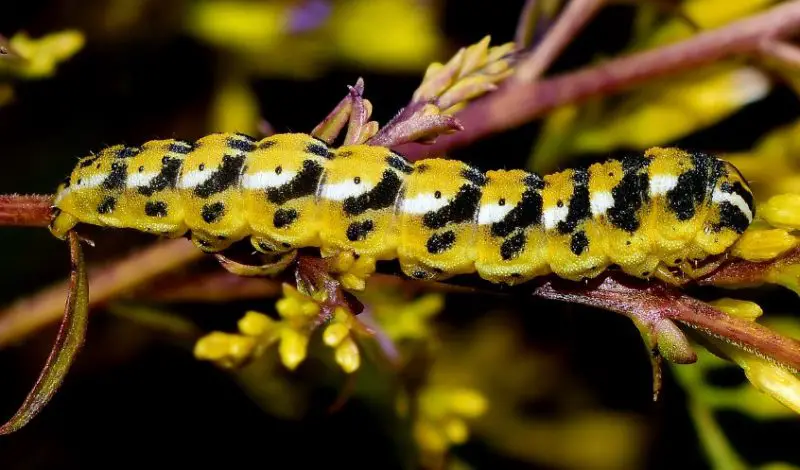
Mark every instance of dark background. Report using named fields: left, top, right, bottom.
left=0, top=1, right=798, bottom=469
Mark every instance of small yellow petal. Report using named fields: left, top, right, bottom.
left=335, top=337, right=361, bottom=373
left=193, top=332, right=255, bottom=368
left=323, top=323, right=350, bottom=347
left=238, top=311, right=276, bottom=336
left=732, top=228, right=798, bottom=261
left=443, top=418, right=469, bottom=444
left=414, top=421, right=448, bottom=453
left=340, top=273, right=366, bottom=291
left=449, top=388, right=488, bottom=418
left=279, top=328, right=309, bottom=370
left=742, top=358, right=800, bottom=414
left=760, top=194, right=800, bottom=230
left=709, top=298, right=764, bottom=321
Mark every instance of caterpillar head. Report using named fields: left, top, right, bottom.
left=696, top=158, right=756, bottom=254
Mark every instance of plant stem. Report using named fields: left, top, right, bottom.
left=399, top=0, right=800, bottom=159
left=0, top=194, right=53, bottom=227
left=0, top=238, right=203, bottom=347
left=531, top=274, right=800, bottom=372
left=516, top=0, right=606, bottom=82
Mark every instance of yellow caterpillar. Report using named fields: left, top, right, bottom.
left=50, top=132, right=755, bottom=285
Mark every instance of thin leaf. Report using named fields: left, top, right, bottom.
left=0, top=230, right=88, bottom=434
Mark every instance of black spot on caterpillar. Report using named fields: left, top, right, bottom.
left=97, top=196, right=116, bottom=214
left=194, top=155, right=246, bottom=199
left=343, top=170, right=403, bottom=216
left=102, top=162, right=127, bottom=191
left=144, top=201, right=168, bottom=218
left=422, top=185, right=481, bottom=230
left=426, top=230, right=456, bottom=254
left=201, top=202, right=225, bottom=223
left=346, top=220, right=375, bottom=242
left=267, top=159, right=324, bottom=205
left=137, top=157, right=182, bottom=196
left=608, top=154, right=650, bottom=233
left=273, top=208, right=299, bottom=228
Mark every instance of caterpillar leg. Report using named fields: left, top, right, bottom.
left=678, top=257, right=726, bottom=280
left=322, top=248, right=377, bottom=291
left=215, top=251, right=297, bottom=277
left=653, top=264, right=689, bottom=286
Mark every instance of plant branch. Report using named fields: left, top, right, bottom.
left=0, top=238, right=203, bottom=347
left=531, top=274, right=800, bottom=372
left=0, top=194, right=53, bottom=227
left=398, top=0, right=800, bottom=159
left=516, top=0, right=606, bottom=82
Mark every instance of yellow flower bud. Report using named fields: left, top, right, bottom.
left=414, top=421, right=447, bottom=453
left=709, top=298, right=763, bottom=321
left=323, top=323, right=350, bottom=347
left=741, top=357, right=800, bottom=414
left=279, top=328, right=309, bottom=370
left=443, top=418, right=469, bottom=445
left=238, top=311, right=276, bottom=336
left=732, top=228, right=798, bottom=261
left=276, top=283, right=320, bottom=319
left=448, top=388, right=488, bottom=418
left=340, top=273, right=366, bottom=291
left=335, top=337, right=361, bottom=373
left=194, top=332, right=255, bottom=368
left=760, top=194, right=800, bottom=230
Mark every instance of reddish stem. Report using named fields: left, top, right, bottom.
left=399, top=0, right=800, bottom=159
left=532, top=275, right=800, bottom=371
left=0, top=195, right=53, bottom=227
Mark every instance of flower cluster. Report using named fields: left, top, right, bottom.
left=194, top=283, right=362, bottom=373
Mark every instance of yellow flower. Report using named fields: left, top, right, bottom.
left=322, top=307, right=362, bottom=373
left=760, top=194, right=800, bottom=230
left=0, top=30, right=84, bottom=79
left=412, top=385, right=488, bottom=462
left=530, top=64, right=770, bottom=172
left=707, top=300, right=800, bottom=414
left=367, top=290, right=444, bottom=341
left=709, top=298, right=763, bottom=322
left=194, top=332, right=256, bottom=369
left=732, top=228, right=798, bottom=262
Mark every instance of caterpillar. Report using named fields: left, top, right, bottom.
left=49, top=131, right=755, bottom=286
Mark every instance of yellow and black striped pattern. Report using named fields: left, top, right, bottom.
left=51, top=133, right=755, bottom=285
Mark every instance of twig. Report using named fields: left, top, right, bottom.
left=135, top=271, right=281, bottom=303
left=0, top=194, right=53, bottom=227
left=516, top=0, right=606, bottom=82
left=759, top=39, right=800, bottom=68
left=398, top=0, right=800, bottom=159
left=0, top=238, right=203, bottom=346
left=531, top=274, right=800, bottom=372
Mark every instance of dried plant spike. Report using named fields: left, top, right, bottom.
left=344, top=81, right=371, bottom=145
left=412, top=37, right=516, bottom=109
left=311, top=78, right=366, bottom=144
left=413, top=46, right=467, bottom=103
left=0, top=231, right=88, bottom=435
left=367, top=114, right=463, bottom=147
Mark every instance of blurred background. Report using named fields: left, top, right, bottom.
left=0, top=1, right=798, bottom=469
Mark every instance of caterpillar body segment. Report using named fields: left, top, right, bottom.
left=50, top=133, right=755, bottom=287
